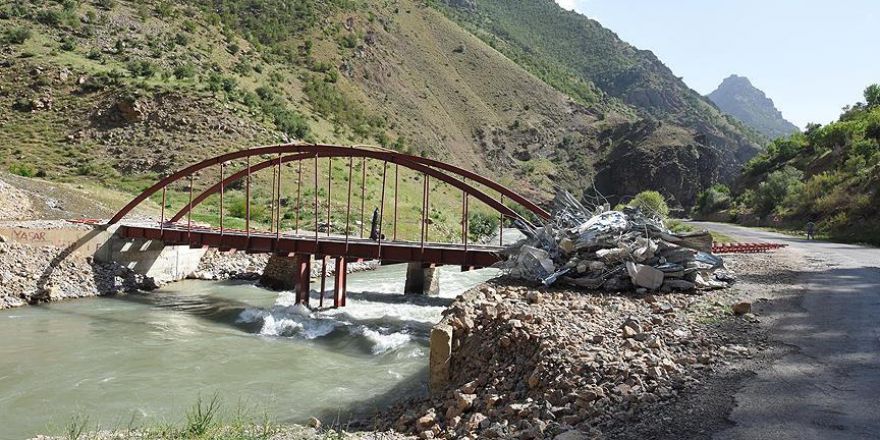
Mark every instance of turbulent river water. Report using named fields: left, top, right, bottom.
left=0, top=264, right=500, bottom=439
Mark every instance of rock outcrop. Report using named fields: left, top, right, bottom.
left=708, top=74, right=800, bottom=140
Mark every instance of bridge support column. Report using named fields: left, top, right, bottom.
left=404, top=262, right=439, bottom=296
left=333, top=256, right=347, bottom=308
left=294, top=254, right=311, bottom=305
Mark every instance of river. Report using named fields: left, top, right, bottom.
left=0, top=264, right=500, bottom=439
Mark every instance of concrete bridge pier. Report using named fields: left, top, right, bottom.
left=260, top=254, right=348, bottom=308
left=404, top=262, right=440, bottom=296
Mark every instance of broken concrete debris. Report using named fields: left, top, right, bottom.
left=503, top=191, right=731, bottom=292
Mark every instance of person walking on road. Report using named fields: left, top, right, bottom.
left=806, top=221, right=816, bottom=240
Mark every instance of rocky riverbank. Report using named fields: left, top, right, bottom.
left=0, top=241, right=152, bottom=310
left=0, top=237, right=382, bottom=310
left=30, top=425, right=414, bottom=440
left=367, top=250, right=797, bottom=439
left=189, top=249, right=380, bottom=282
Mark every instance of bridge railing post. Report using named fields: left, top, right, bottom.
left=360, top=157, right=366, bottom=238
left=319, top=255, right=328, bottom=308
left=499, top=194, right=504, bottom=247
left=326, top=157, right=332, bottom=237
left=377, top=161, right=388, bottom=258
left=295, top=160, right=302, bottom=234
left=245, top=155, right=251, bottom=240
left=219, top=162, right=224, bottom=237
left=345, top=153, right=353, bottom=251
left=393, top=163, right=399, bottom=241
left=160, top=186, right=166, bottom=233
left=461, top=186, right=469, bottom=251
left=275, top=153, right=282, bottom=242
left=313, top=154, right=319, bottom=244
left=187, top=174, right=193, bottom=241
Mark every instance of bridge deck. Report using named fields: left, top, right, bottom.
left=119, top=223, right=505, bottom=268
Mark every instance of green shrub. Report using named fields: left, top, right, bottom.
left=79, top=71, right=119, bottom=92
left=36, top=9, right=64, bottom=26
left=468, top=211, right=499, bottom=241
left=173, top=63, right=196, bottom=79
left=9, top=163, right=35, bottom=177
left=339, top=32, right=358, bottom=49
left=127, top=60, right=157, bottom=77
left=3, top=26, right=31, bottom=44
left=154, top=1, right=175, bottom=18
left=866, top=120, right=880, bottom=143
left=628, top=190, right=670, bottom=219
left=752, top=166, right=803, bottom=216
left=173, top=32, right=189, bottom=46
left=182, top=20, right=196, bottom=33
left=207, top=72, right=236, bottom=93
left=272, top=108, right=309, bottom=139
left=60, top=36, right=76, bottom=51
left=694, top=184, right=731, bottom=215
left=228, top=195, right=269, bottom=223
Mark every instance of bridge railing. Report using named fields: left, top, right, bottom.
left=110, top=144, right=550, bottom=251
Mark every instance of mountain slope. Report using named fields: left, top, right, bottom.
left=727, top=85, right=880, bottom=244
left=2, top=0, right=759, bottom=219
left=435, top=0, right=764, bottom=205
left=708, top=75, right=800, bottom=140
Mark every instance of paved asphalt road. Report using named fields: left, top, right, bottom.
left=689, top=222, right=880, bottom=440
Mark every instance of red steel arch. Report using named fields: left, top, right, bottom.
left=109, top=144, right=549, bottom=226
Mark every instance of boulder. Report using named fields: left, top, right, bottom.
left=625, top=262, right=664, bottom=290
left=732, top=301, right=752, bottom=315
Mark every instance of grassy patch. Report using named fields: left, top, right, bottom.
left=48, top=395, right=355, bottom=440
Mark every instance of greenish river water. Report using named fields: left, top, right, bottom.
left=0, top=264, right=498, bottom=439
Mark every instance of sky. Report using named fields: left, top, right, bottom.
left=554, top=0, right=879, bottom=128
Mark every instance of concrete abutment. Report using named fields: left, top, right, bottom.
left=404, top=262, right=440, bottom=295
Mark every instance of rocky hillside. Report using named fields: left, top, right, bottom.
left=438, top=0, right=765, bottom=206
left=708, top=75, right=800, bottom=140
left=718, top=85, right=880, bottom=244
left=1, top=0, right=762, bottom=217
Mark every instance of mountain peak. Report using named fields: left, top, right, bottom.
left=708, top=75, right=800, bottom=139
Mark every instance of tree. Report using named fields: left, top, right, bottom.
left=752, top=166, right=804, bottom=216
left=694, top=184, right=732, bottom=215
left=628, top=191, right=669, bottom=219
left=468, top=212, right=499, bottom=241
left=865, top=84, right=880, bottom=108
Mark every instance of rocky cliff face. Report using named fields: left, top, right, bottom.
left=708, top=75, right=800, bottom=140
left=437, top=0, right=764, bottom=207
left=592, top=120, right=728, bottom=208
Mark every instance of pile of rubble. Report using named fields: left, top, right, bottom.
left=505, top=192, right=731, bottom=293
left=376, top=281, right=747, bottom=439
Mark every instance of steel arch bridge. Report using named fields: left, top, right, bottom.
left=109, top=143, right=549, bottom=307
